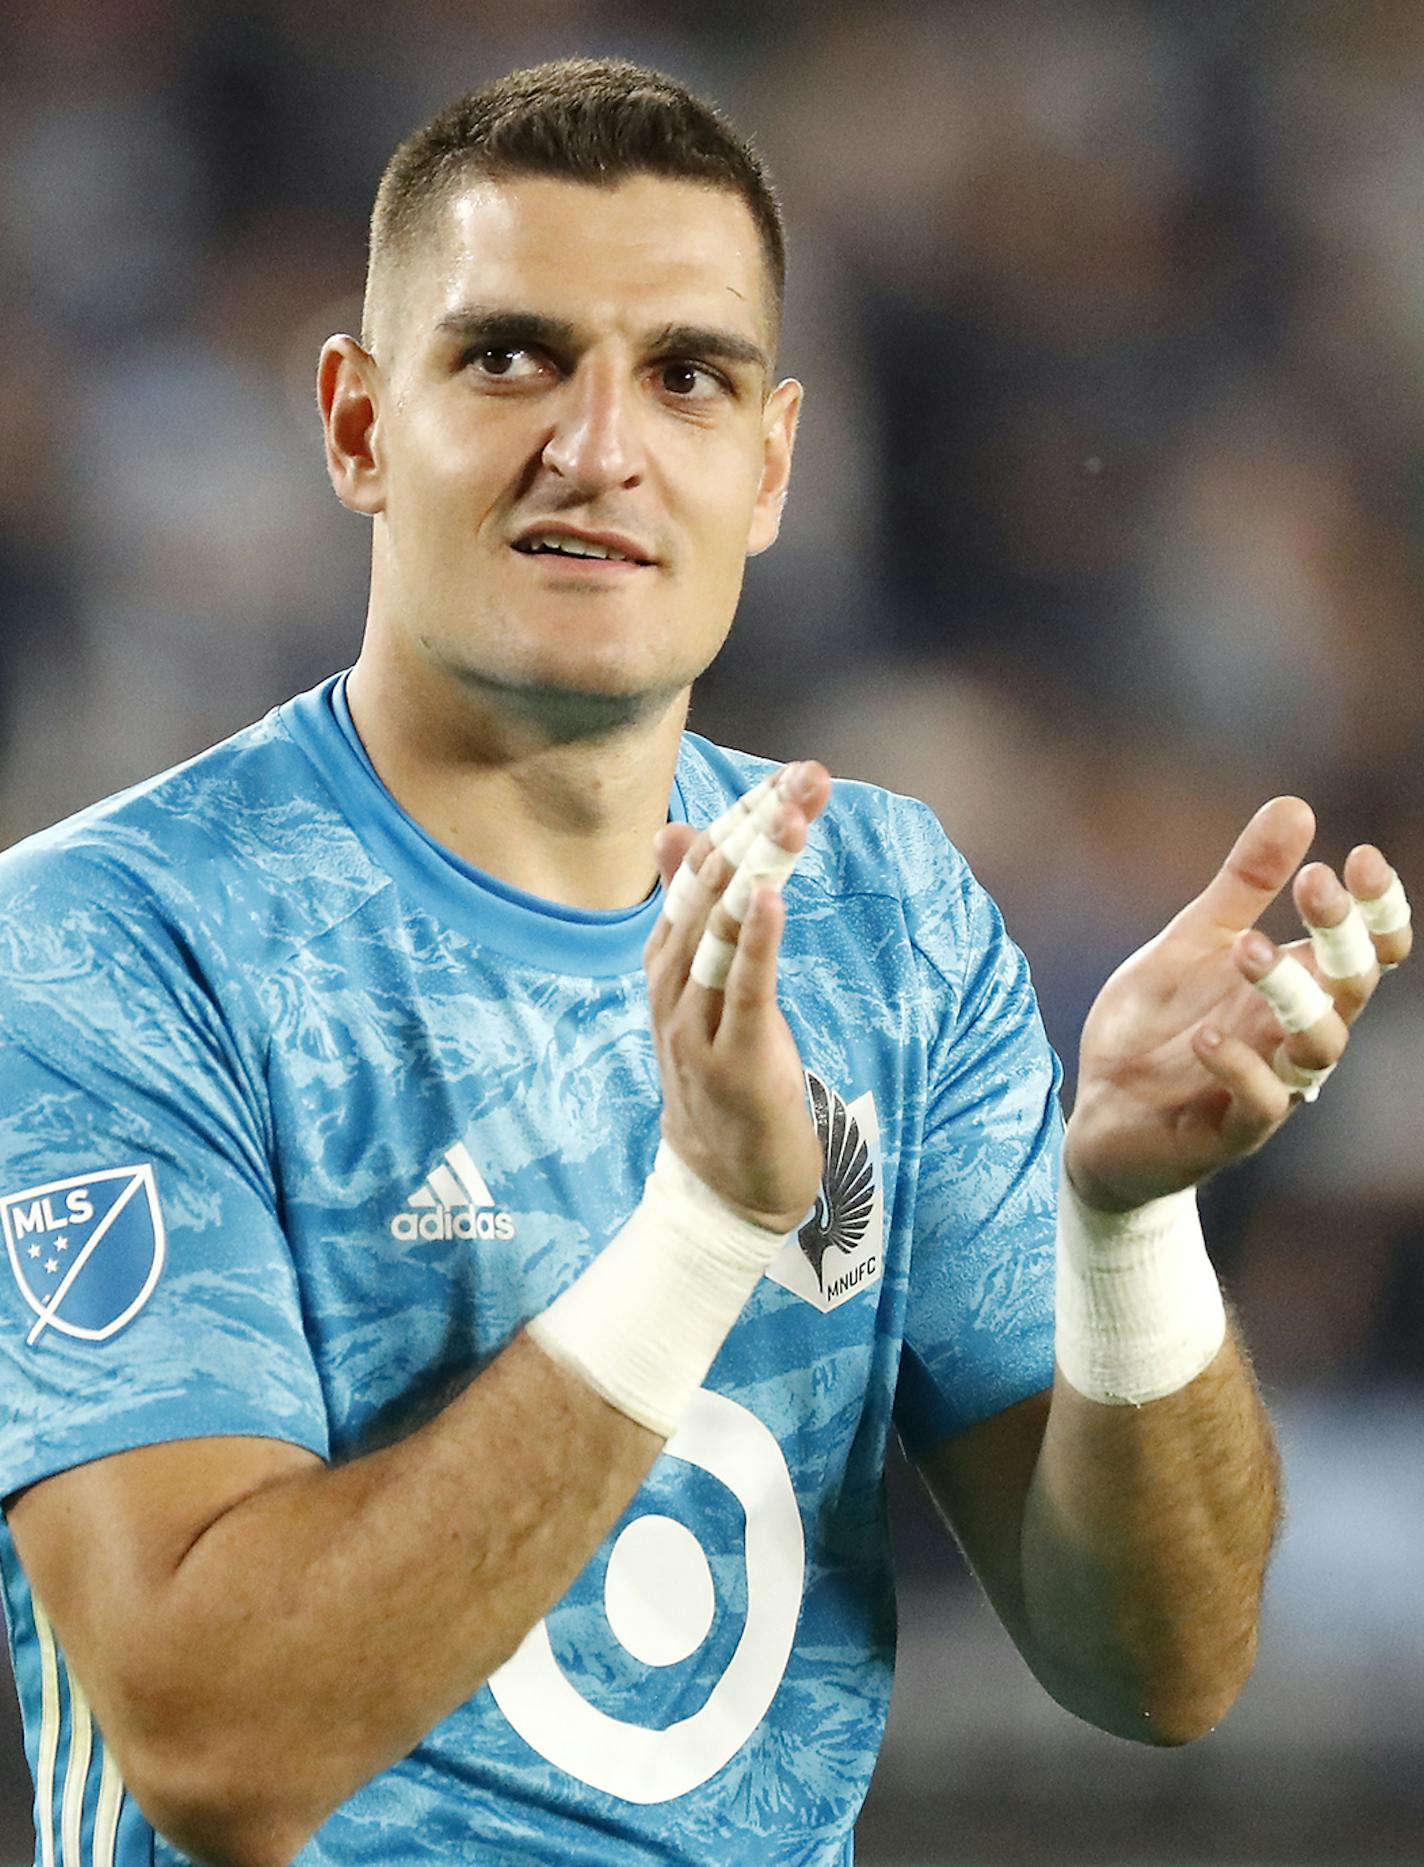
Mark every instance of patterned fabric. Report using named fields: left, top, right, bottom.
left=0, top=673, right=1061, bottom=1865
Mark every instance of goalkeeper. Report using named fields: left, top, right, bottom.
left=0, top=55, right=1411, bottom=1867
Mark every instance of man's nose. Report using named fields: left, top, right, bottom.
left=540, top=359, right=647, bottom=492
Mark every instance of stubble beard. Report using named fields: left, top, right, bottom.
left=423, top=617, right=701, bottom=749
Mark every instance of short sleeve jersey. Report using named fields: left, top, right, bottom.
left=0, top=674, right=1060, bottom=1867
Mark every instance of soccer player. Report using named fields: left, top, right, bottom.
left=0, top=57, right=1411, bottom=1867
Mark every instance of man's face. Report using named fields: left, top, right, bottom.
left=344, top=174, right=799, bottom=712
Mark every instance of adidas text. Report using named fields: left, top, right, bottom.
left=391, top=1207, right=515, bottom=1243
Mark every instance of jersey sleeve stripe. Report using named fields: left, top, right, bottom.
left=92, top=1738, right=125, bottom=1867
left=60, top=1661, right=93, bottom=1867
left=34, top=1601, right=60, bottom=1867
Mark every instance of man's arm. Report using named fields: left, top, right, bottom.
left=918, top=1330, right=1277, bottom=1744
left=8, top=762, right=835, bottom=1867
left=917, top=803, right=1409, bottom=1744
left=10, top=1346, right=660, bottom=1866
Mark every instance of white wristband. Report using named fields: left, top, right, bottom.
left=526, top=1141, right=794, bottom=1437
left=1055, top=1172, right=1227, bottom=1406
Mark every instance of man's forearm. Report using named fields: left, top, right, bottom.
left=1019, top=1326, right=1279, bottom=1744
left=111, top=1335, right=661, bottom=1861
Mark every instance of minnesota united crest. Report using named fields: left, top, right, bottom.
left=767, top=1073, right=884, bottom=1314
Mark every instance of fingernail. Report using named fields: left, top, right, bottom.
left=1199, top=1025, right=1221, bottom=1049
left=1243, top=932, right=1275, bottom=967
left=777, top=761, right=804, bottom=796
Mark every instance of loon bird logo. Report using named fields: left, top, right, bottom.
left=767, top=1074, right=884, bottom=1314
left=798, top=1073, right=876, bottom=1291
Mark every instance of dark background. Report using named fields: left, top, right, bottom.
left=1, top=2, right=1421, bottom=1861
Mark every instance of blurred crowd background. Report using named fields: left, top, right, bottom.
left=1, top=0, right=1421, bottom=1861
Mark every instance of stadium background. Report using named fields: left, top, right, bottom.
left=1, top=0, right=1421, bottom=1861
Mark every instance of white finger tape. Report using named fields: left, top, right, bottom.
left=722, top=834, right=799, bottom=925
left=1272, top=1046, right=1336, bottom=1104
left=690, top=931, right=736, bottom=990
left=663, top=859, right=701, bottom=928
left=1252, top=954, right=1333, bottom=1034
left=707, top=775, right=777, bottom=850
left=720, top=792, right=782, bottom=869
left=1308, top=904, right=1376, bottom=980
left=1356, top=872, right=1411, bottom=937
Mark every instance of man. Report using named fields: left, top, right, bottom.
left=0, top=56, right=1410, bottom=1867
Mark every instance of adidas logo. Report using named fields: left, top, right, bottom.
left=390, top=1141, right=516, bottom=1244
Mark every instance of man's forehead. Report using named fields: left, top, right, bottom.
left=411, top=174, right=772, bottom=345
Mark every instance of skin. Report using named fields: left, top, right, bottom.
left=328, top=173, right=799, bottom=911
left=4, top=169, right=1413, bottom=1862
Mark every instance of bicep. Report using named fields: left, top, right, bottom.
left=913, top=1386, right=1051, bottom=1643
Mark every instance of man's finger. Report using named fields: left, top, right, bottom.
left=690, top=801, right=806, bottom=992
left=1292, top=862, right=1377, bottom=1020
left=663, top=785, right=781, bottom=930
left=1192, top=1026, right=1292, bottom=1151
left=716, top=884, right=786, bottom=1049
left=1176, top=796, right=1316, bottom=938
left=1234, top=933, right=1348, bottom=1102
left=1344, top=844, right=1412, bottom=973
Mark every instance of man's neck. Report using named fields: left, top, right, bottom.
left=345, top=651, right=689, bottom=913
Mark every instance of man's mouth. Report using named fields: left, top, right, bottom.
left=510, top=527, right=654, bottom=567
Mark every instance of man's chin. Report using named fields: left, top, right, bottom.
left=448, top=662, right=689, bottom=747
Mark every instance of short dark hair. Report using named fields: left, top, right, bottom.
left=364, top=57, right=785, bottom=348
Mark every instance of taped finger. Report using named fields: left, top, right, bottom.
left=1354, top=869, right=1411, bottom=971
left=1251, top=953, right=1334, bottom=1034
left=689, top=930, right=737, bottom=990
left=706, top=773, right=777, bottom=848
left=1356, top=869, right=1411, bottom=937
left=723, top=832, right=800, bottom=924
left=665, top=777, right=783, bottom=927
left=1271, top=1047, right=1336, bottom=1104
left=1307, top=899, right=1376, bottom=981
left=663, top=854, right=704, bottom=928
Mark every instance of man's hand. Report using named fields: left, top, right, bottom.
left=642, top=762, right=833, bottom=1233
left=1065, top=797, right=1412, bottom=1213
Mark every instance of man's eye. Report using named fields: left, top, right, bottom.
left=658, top=361, right=721, bottom=400
left=469, top=347, right=543, bottom=380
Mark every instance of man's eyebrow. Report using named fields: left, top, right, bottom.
left=433, top=307, right=768, bottom=376
left=646, top=324, right=769, bottom=375
left=434, top=307, right=579, bottom=352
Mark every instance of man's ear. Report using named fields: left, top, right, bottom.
left=317, top=335, right=386, bottom=517
left=746, top=377, right=802, bottom=558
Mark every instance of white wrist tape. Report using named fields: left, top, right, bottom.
left=1307, top=903, right=1376, bottom=979
left=1251, top=954, right=1333, bottom=1033
left=1055, top=1173, right=1226, bottom=1406
left=1356, top=872, right=1410, bottom=937
left=526, top=1140, right=794, bottom=1437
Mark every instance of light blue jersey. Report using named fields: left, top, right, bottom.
left=0, top=674, right=1060, bottom=1865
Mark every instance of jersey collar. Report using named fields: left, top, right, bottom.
left=278, top=672, right=688, bottom=980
